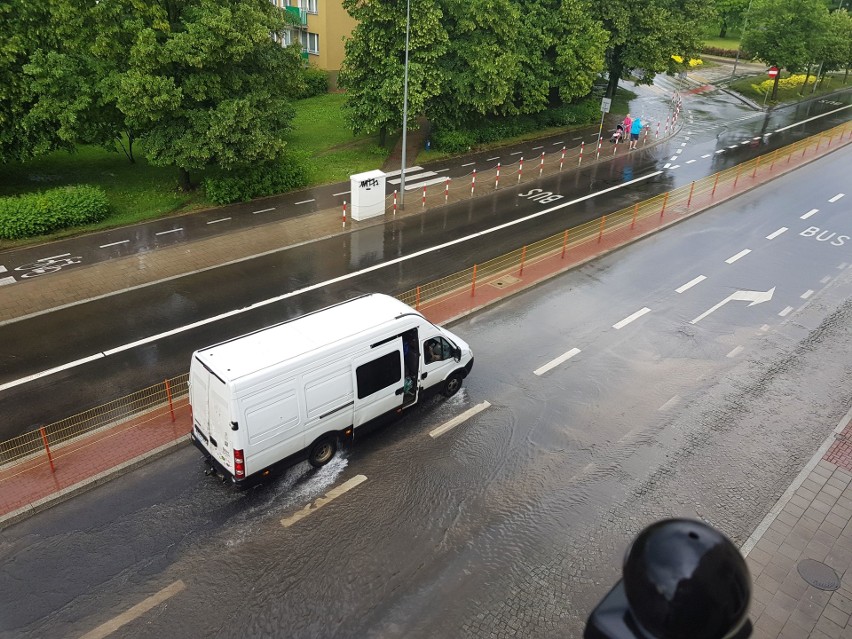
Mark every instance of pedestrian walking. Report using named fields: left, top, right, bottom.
left=629, top=117, right=643, bottom=150
left=622, top=114, right=633, bottom=144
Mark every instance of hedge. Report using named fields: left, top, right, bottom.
left=702, top=45, right=753, bottom=60
left=298, top=66, right=329, bottom=99
left=203, top=153, right=311, bottom=204
left=0, top=185, right=110, bottom=239
left=432, top=97, right=602, bottom=154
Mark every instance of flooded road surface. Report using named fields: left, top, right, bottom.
left=2, top=143, right=851, bottom=637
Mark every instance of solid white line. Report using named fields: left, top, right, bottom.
left=430, top=401, right=491, bottom=438
left=534, top=348, right=581, bottom=376
left=99, top=240, right=129, bottom=249
left=675, top=275, right=706, bottom=293
left=801, top=208, right=819, bottom=219
left=779, top=306, right=794, bottom=317
left=701, top=154, right=711, bottom=158
left=765, top=227, right=788, bottom=240
left=741, top=403, right=852, bottom=556
left=613, top=307, right=651, bottom=330
left=0, top=169, right=665, bottom=389
left=725, top=249, right=751, bottom=264
left=828, top=193, right=845, bottom=203
left=774, top=104, right=852, bottom=133
left=332, top=190, right=350, bottom=197
left=281, top=475, right=368, bottom=528
left=461, top=162, right=476, bottom=167
left=43, top=253, right=70, bottom=260
left=727, top=345, right=744, bottom=358
left=155, top=228, right=182, bottom=236
left=79, top=580, right=186, bottom=639
left=0, top=276, right=14, bottom=286
left=659, top=395, right=681, bottom=411
left=206, top=218, right=230, bottom=225
left=294, top=199, right=315, bottom=205
left=252, top=207, right=275, bottom=214
left=686, top=159, right=696, bottom=164
left=820, top=276, right=831, bottom=284
left=801, top=289, right=814, bottom=299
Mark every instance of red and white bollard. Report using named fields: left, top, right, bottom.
left=643, top=128, right=648, bottom=146
left=342, top=200, right=347, bottom=226
left=495, top=162, right=501, bottom=189
left=422, top=185, right=426, bottom=208
left=578, top=141, right=584, bottom=166
left=470, top=168, right=476, bottom=196
left=393, top=189, right=398, bottom=215
left=444, top=177, right=450, bottom=204
left=560, top=146, right=566, bottom=171
left=539, top=152, right=545, bottom=177
left=517, top=157, right=523, bottom=183
left=596, top=137, right=602, bottom=160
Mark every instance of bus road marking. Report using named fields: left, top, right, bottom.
left=281, top=475, right=368, bottom=528
left=613, top=307, right=651, bottom=330
left=430, top=401, right=491, bottom=439
left=534, top=348, right=581, bottom=376
left=79, top=580, right=186, bottom=639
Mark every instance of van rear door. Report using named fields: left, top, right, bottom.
left=353, top=339, right=404, bottom=426
left=190, top=361, right=211, bottom=443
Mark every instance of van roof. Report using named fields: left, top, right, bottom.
left=194, top=294, right=420, bottom=382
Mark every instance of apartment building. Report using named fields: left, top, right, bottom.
left=271, top=0, right=357, bottom=88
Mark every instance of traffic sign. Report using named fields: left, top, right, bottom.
left=600, top=97, right=612, bottom=113
left=768, top=66, right=779, bottom=78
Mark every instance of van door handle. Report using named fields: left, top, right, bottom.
left=395, top=387, right=404, bottom=395
left=421, top=372, right=428, bottom=379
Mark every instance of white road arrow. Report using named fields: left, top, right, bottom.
left=690, top=287, right=776, bottom=325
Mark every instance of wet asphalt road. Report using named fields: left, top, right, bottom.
left=1, top=143, right=851, bottom=638
left=0, top=87, right=850, bottom=438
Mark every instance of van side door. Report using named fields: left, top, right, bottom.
left=353, top=339, right=404, bottom=426
left=421, top=336, right=458, bottom=392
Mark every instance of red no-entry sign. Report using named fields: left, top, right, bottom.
left=768, top=66, right=779, bottom=78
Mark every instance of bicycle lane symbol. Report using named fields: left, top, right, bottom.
left=13, top=255, right=84, bottom=279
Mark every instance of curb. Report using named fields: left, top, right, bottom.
left=0, top=436, right=187, bottom=530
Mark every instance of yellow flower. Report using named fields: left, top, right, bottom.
left=671, top=54, right=684, bottom=64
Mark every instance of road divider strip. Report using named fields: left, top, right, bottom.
left=534, top=348, right=581, bottom=376
left=280, top=475, right=368, bottom=528
left=79, top=580, right=186, bottom=639
left=429, top=401, right=491, bottom=439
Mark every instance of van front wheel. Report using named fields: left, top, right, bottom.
left=442, top=373, right=463, bottom=398
left=308, top=437, right=337, bottom=468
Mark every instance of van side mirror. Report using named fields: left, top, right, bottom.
left=454, top=347, right=461, bottom=361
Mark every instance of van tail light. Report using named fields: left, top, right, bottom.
left=234, top=449, right=245, bottom=479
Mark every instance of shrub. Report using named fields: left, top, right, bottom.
left=298, top=66, right=329, bottom=99
left=202, top=153, right=311, bottom=204
left=431, top=128, right=477, bottom=154
left=702, top=45, right=753, bottom=59
left=0, top=185, right=109, bottom=239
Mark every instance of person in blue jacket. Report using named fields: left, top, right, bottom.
left=629, top=117, right=643, bottom=150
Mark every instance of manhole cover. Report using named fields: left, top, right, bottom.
left=490, top=275, right=520, bottom=289
left=797, top=559, right=841, bottom=590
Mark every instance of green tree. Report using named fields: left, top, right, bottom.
left=596, top=0, right=713, bottom=98
left=741, top=0, right=831, bottom=99
left=817, top=9, right=852, bottom=83
left=339, top=0, right=448, bottom=146
left=714, top=0, right=750, bottom=37
left=0, top=0, right=65, bottom=163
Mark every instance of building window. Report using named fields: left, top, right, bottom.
left=299, top=0, right=318, bottom=14
left=300, top=31, right=319, bottom=55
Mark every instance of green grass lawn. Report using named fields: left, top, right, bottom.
left=730, top=71, right=850, bottom=105
left=703, top=36, right=742, bottom=52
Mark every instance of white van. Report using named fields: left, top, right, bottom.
left=189, top=294, right=474, bottom=485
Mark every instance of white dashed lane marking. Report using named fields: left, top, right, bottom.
left=206, top=218, right=230, bottom=225
left=659, top=395, right=681, bottom=411
left=534, top=348, right=581, bottom=376
left=727, top=346, right=744, bottom=358
left=801, top=208, right=819, bottom=220
left=294, top=199, right=315, bottom=205
left=99, top=240, right=129, bottom=249
left=725, top=249, right=751, bottom=264
left=155, top=228, right=182, bottom=236
left=701, top=154, right=711, bottom=158
left=829, top=193, right=845, bottom=203
left=801, top=290, right=814, bottom=299
left=676, top=275, right=706, bottom=293
left=252, top=207, right=275, bottom=214
left=281, top=475, right=368, bottom=528
left=430, top=401, right=491, bottom=438
left=613, top=307, right=651, bottom=330
left=779, top=306, right=794, bottom=317
left=79, top=580, right=186, bottom=639
left=766, top=227, right=788, bottom=240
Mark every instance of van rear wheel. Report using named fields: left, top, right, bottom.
left=442, top=373, right=463, bottom=398
left=308, top=437, right=337, bottom=468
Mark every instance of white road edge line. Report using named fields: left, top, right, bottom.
left=774, top=104, right=852, bottom=133
left=534, top=348, right=581, bottom=376
left=0, top=170, right=665, bottom=389
left=765, top=227, right=788, bottom=240
left=741, top=403, right=852, bottom=556
left=828, top=193, right=845, bottom=203
left=430, top=401, right=491, bottom=439
left=726, top=345, right=744, bottom=358
left=801, top=208, right=819, bottom=220
left=675, top=275, right=706, bottom=293
left=99, top=240, right=129, bottom=249
left=725, top=249, right=751, bottom=264
left=79, top=580, right=186, bottom=639
left=613, top=307, right=651, bottom=330
left=281, top=475, right=368, bottom=528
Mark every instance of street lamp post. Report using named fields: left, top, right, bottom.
left=730, top=0, right=754, bottom=82
left=398, top=0, right=411, bottom=209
